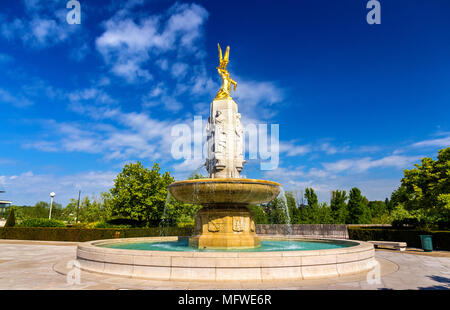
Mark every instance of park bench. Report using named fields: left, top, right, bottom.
left=368, top=241, right=407, bottom=251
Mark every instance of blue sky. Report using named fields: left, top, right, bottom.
left=0, top=0, right=449, bottom=206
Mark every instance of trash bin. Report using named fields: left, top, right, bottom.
left=419, top=235, right=433, bottom=252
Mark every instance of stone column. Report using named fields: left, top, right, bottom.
left=206, top=98, right=245, bottom=178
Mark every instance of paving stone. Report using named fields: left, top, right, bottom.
left=0, top=242, right=449, bottom=290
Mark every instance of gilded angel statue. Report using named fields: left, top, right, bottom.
left=215, top=43, right=237, bottom=100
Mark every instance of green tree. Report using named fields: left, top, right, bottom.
left=20, top=202, right=49, bottom=219
left=317, top=202, right=334, bottom=223
left=63, top=195, right=109, bottom=223
left=393, top=147, right=450, bottom=224
left=368, top=200, right=389, bottom=223
left=304, top=187, right=319, bottom=223
left=109, top=162, right=174, bottom=226
left=188, top=172, right=207, bottom=180
left=384, top=197, right=394, bottom=213
left=305, top=188, right=318, bottom=207
left=389, top=203, right=415, bottom=226
left=347, top=187, right=371, bottom=224
left=292, top=188, right=319, bottom=223
left=248, top=205, right=268, bottom=224
left=330, top=190, right=348, bottom=223
left=5, top=207, right=16, bottom=227
left=160, top=193, right=201, bottom=227
left=264, top=197, right=290, bottom=224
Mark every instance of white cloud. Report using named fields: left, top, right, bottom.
left=171, top=158, right=205, bottom=174
left=0, top=170, right=117, bottom=206
left=234, top=78, right=284, bottom=120
left=171, top=62, right=189, bottom=79
left=1, top=2, right=80, bottom=48
left=23, top=0, right=60, bottom=13
left=279, top=141, right=311, bottom=156
left=141, top=83, right=183, bottom=111
left=189, top=66, right=217, bottom=98
left=0, top=158, right=16, bottom=165
left=411, top=135, right=450, bottom=148
left=265, top=167, right=305, bottom=180
left=68, top=88, right=116, bottom=105
left=69, top=42, right=90, bottom=61
left=24, top=98, right=185, bottom=163
left=95, top=2, right=208, bottom=83
left=0, top=89, right=33, bottom=107
left=319, top=142, right=349, bottom=155
left=322, top=155, right=422, bottom=174
left=354, top=145, right=382, bottom=154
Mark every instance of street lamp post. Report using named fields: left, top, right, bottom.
left=75, top=190, right=81, bottom=223
left=49, top=192, right=55, bottom=219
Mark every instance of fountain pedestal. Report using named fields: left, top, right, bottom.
left=189, top=205, right=260, bottom=249
left=168, top=178, right=280, bottom=249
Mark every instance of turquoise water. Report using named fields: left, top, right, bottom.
left=100, top=239, right=355, bottom=252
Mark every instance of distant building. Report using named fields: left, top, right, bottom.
left=0, top=200, right=11, bottom=208
left=0, top=191, right=12, bottom=218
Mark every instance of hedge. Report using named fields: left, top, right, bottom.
left=19, top=218, right=65, bottom=227
left=348, top=227, right=450, bottom=251
left=0, top=226, right=195, bottom=242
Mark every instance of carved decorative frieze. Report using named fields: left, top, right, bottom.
left=208, top=215, right=223, bottom=232
left=232, top=216, right=244, bottom=232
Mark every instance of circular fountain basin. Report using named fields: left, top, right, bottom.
left=76, top=236, right=376, bottom=281
left=168, top=178, right=281, bottom=205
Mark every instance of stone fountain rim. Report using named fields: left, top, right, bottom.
left=78, top=236, right=370, bottom=257
left=75, top=236, right=376, bottom=281
left=168, top=178, right=281, bottom=187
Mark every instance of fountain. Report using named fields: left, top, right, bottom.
left=75, top=44, right=377, bottom=282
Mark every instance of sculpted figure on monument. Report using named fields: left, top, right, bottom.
left=232, top=216, right=244, bottom=232
left=215, top=43, right=237, bottom=100
left=235, top=113, right=243, bottom=157
left=214, top=110, right=226, bottom=156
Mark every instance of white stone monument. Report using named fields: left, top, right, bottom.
left=206, top=98, right=245, bottom=178
left=205, top=44, right=245, bottom=179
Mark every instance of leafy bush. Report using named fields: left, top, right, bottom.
left=105, top=217, right=142, bottom=227
left=389, top=204, right=441, bottom=230
left=19, top=218, right=66, bottom=227
left=94, top=221, right=132, bottom=228
left=92, top=222, right=110, bottom=228
left=436, top=220, right=450, bottom=230
left=391, top=217, right=420, bottom=229
left=0, top=226, right=195, bottom=242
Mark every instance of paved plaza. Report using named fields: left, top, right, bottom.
left=0, top=240, right=449, bottom=290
